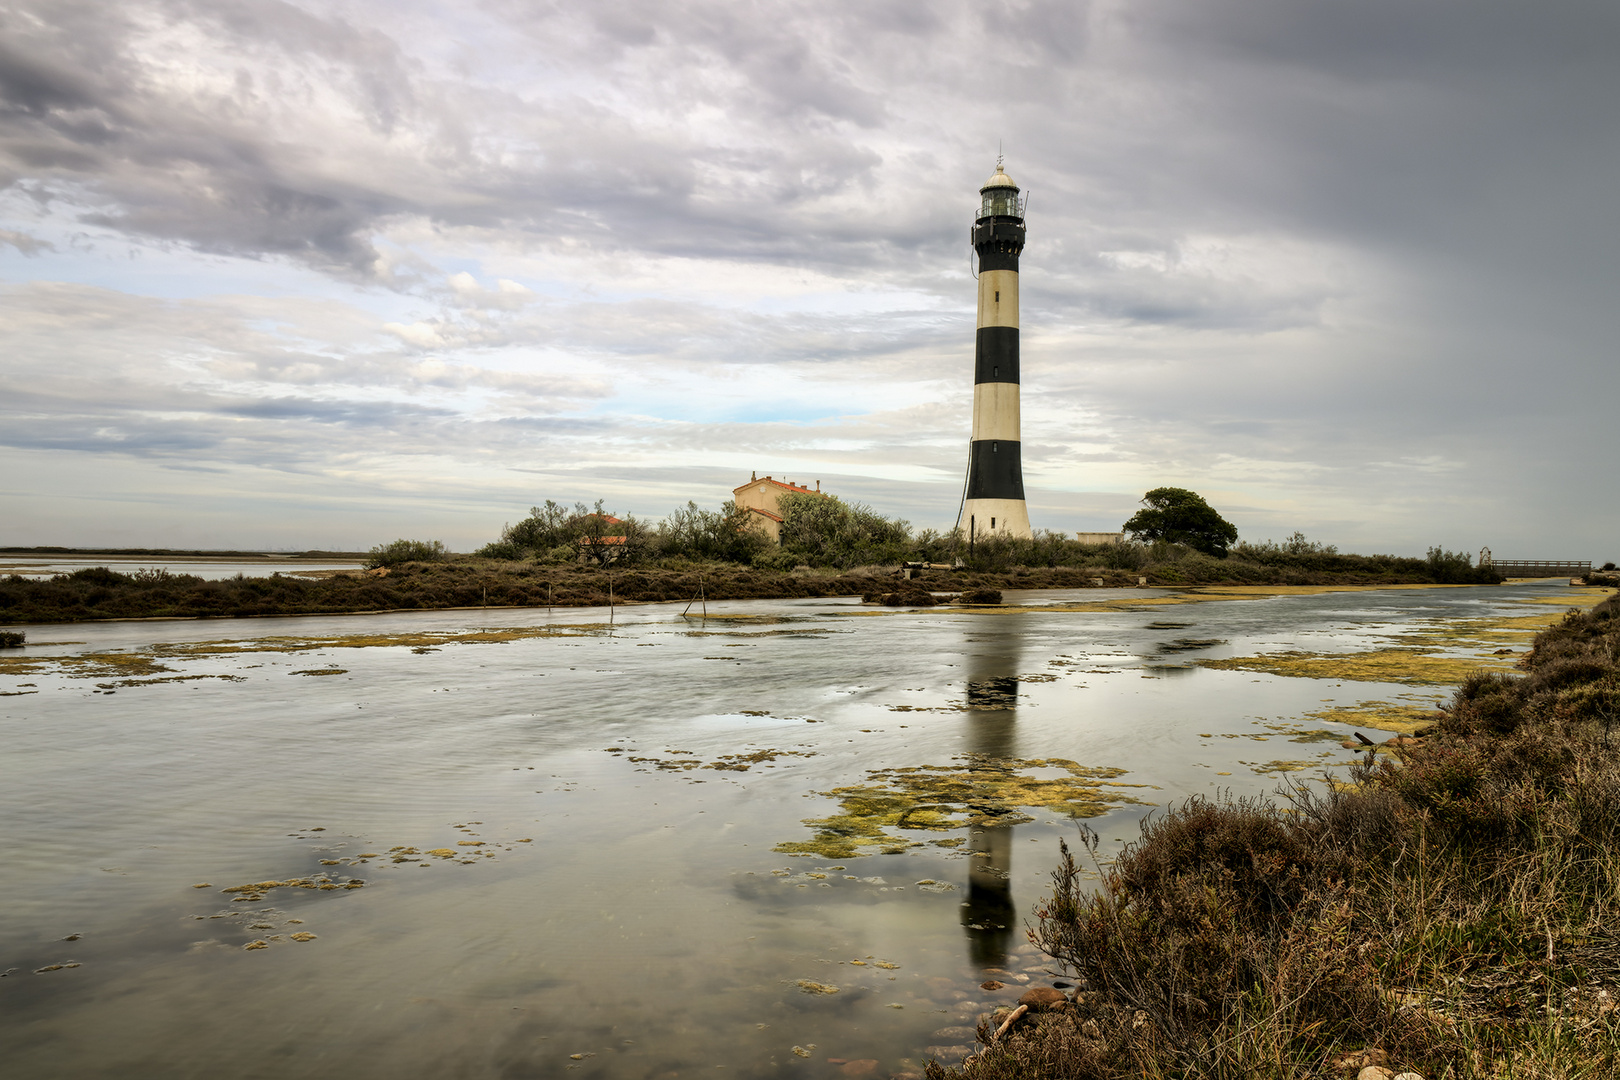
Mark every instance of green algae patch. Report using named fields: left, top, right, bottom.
left=1197, top=648, right=1513, bottom=686
left=775, top=755, right=1154, bottom=860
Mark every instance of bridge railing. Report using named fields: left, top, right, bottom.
left=1489, top=560, right=1592, bottom=577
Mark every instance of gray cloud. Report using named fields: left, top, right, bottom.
left=1, top=0, right=1616, bottom=555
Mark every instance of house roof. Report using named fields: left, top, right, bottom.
left=732, top=475, right=825, bottom=498
left=743, top=507, right=784, bottom=523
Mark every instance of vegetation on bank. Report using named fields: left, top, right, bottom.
left=0, top=489, right=1503, bottom=625
left=938, top=592, right=1620, bottom=1079
left=0, top=550, right=1498, bottom=626
left=471, top=494, right=1497, bottom=581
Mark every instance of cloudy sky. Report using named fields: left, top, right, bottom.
left=2, top=0, right=1616, bottom=558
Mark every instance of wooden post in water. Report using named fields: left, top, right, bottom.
left=681, top=574, right=708, bottom=619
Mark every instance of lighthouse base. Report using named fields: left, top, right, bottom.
left=964, top=499, right=1032, bottom=541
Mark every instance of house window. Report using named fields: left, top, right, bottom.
left=993, top=366, right=998, bottom=378
left=994, top=290, right=1000, bottom=302
left=991, top=517, right=996, bottom=528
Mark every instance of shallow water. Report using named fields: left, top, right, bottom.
left=0, top=581, right=1596, bottom=1078
left=0, top=555, right=362, bottom=580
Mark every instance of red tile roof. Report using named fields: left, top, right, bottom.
left=732, top=476, right=825, bottom=497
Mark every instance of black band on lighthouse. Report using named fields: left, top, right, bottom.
left=974, top=327, right=1019, bottom=384
left=977, top=249, right=1020, bottom=273
left=966, top=440, right=1026, bottom=501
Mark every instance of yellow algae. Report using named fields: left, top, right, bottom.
left=191, top=883, right=212, bottom=888
left=243, top=941, right=269, bottom=950
left=455, top=840, right=484, bottom=847
left=291, top=668, right=348, bottom=676
left=1395, top=612, right=1569, bottom=652
left=290, top=932, right=317, bottom=942
left=623, top=748, right=814, bottom=773
left=1299, top=701, right=1442, bottom=736
left=706, top=749, right=814, bottom=771
left=796, top=980, right=840, bottom=995
left=683, top=628, right=851, bottom=638
left=1507, top=588, right=1613, bottom=606
left=1198, top=648, right=1512, bottom=685
left=0, top=652, right=177, bottom=680
left=0, top=624, right=609, bottom=683
left=775, top=755, right=1153, bottom=860
left=1248, top=757, right=1335, bottom=775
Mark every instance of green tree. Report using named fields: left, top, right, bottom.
left=777, top=492, right=912, bottom=568
left=1122, top=488, right=1239, bottom=558
left=657, top=500, right=768, bottom=563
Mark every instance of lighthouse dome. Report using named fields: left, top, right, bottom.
left=980, top=165, right=1018, bottom=192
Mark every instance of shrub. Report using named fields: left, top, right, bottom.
left=365, top=539, right=448, bottom=568
left=0, top=630, right=24, bottom=648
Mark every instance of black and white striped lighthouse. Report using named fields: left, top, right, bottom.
left=963, top=159, right=1032, bottom=540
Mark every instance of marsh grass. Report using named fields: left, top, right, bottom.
left=938, top=594, right=1620, bottom=1079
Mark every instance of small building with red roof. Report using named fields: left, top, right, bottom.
left=732, top=473, right=827, bottom=544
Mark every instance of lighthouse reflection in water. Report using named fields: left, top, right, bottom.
left=961, top=631, right=1022, bottom=968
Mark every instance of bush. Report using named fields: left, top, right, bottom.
left=365, top=539, right=448, bottom=568
left=0, top=630, right=24, bottom=647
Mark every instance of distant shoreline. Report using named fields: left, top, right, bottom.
left=0, top=558, right=1536, bottom=627
left=0, top=547, right=367, bottom=561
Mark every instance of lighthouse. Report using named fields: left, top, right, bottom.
left=963, top=159, right=1032, bottom=540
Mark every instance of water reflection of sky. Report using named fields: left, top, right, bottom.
left=0, top=582, right=1590, bottom=1077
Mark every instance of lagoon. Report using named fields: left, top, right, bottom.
left=0, top=581, right=1593, bottom=1078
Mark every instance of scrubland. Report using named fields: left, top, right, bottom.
left=939, top=593, right=1620, bottom=1079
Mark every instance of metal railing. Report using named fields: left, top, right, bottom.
left=1489, top=560, right=1592, bottom=577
